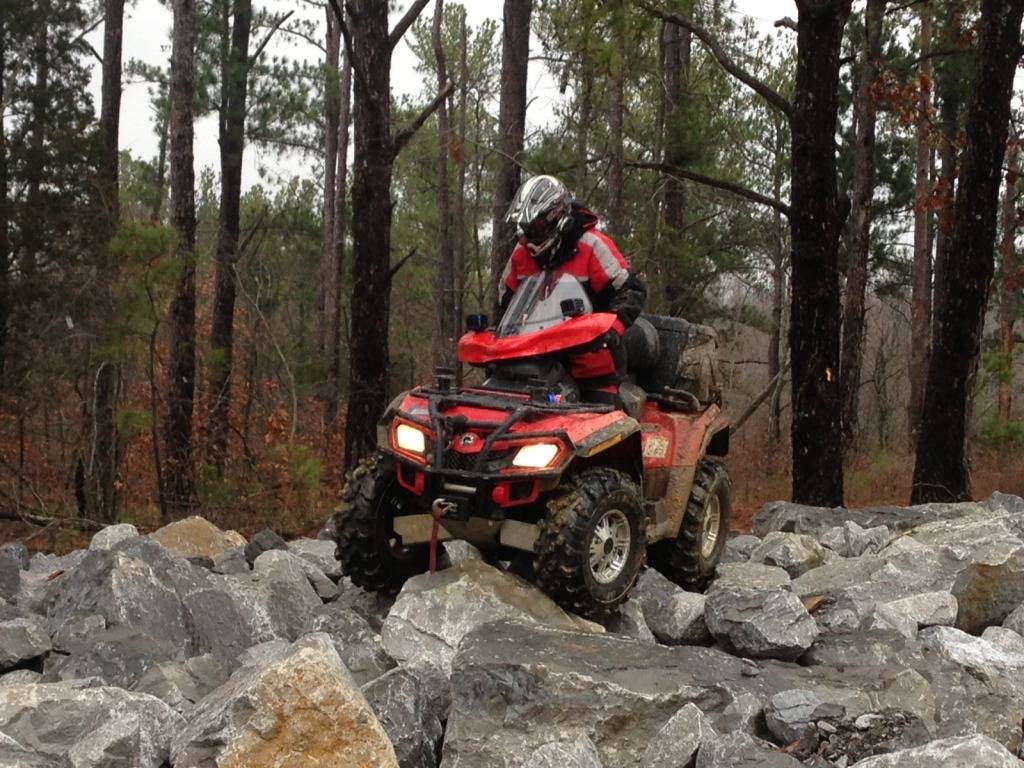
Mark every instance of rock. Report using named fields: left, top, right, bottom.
left=0, top=617, right=50, bottom=671
left=862, top=604, right=918, bottom=640
left=982, top=626, right=1024, bottom=656
left=149, top=515, right=246, bottom=561
left=753, top=500, right=995, bottom=539
left=27, top=550, right=85, bottom=577
left=89, top=523, right=139, bottom=551
left=212, top=547, right=249, bottom=575
left=381, top=560, right=599, bottom=674
left=303, top=601, right=395, bottom=685
left=749, top=532, right=827, bottom=577
left=641, top=703, right=716, bottom=768
left=1004, top=602, right=1024, bottom=635
left=696, top=732, right=803, bottom=767
left=243, top=528, right=289, bottom=566
left=0, top=682, right=184, bottom=767
left=170, top=632, right=398, bottom=767
left=951, top=549, right=1024, bottom=634
left=919, top=625, right=1024, bottom=685
left=875, top=591, right=958, bottom=630
left=0, top=669, right=41, bottom=686
left=849, top=734, right=1022, bottom=767
left=819, top=522, right=893, bottom=558
left=632, top=569, right=709, bottom=645
left=444, top=619, right=1022, bottom=766
left=52, top=614, right=106, bottom=653
left=254, top=548, right=338, bottom=601
left=0, top=599, right=22, bottom=621
left=721, top=534, right=762, bottom=564
left=764, top=690, right=835, bottom=744
left=288, top=537, right=342, bottom=580
left=988, top=492, right=1024, bottom=515
left=440, top=539, right=483, bottom=568
left=532, top=734, right=604, bottom=768
left=363, top=666, right=447, bottom=768
left=603, top=597, right=656, bottom=643
left=0, top=543, right=28, bottom=601
left=334, top=578, right=395, bottom=631
left=713, top=562, right=792, bottom=589
left=705, top=586, right=818, bottom=661
left=44, top=626, right=176, bottom=688
left=132, top=655, right=230, bottom=716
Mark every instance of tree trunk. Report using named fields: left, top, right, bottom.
left=661, top=4, right=691, bottom=315
left=839, top=0, right=884, bottom=450
left=22, top=22, right=49, bottom=281
left=164, top=0, right=199, bottom=520
left=907, top=6, right=934, bottom=449
left=319, top=5, right=341, bottom=429
left=768, top=118, right=787, bottom=445
left=208, top=0, right=253, bottom=472
left=88, top=0, right=127, bottom=524
left=489, top=0, right=532, bottom=312
left=607, top=1, right=626, bottom=235
left=997, top=139, right=1020, bottom=424
left=0, top=21, right=11, bottom=375
left=432, top=0, right=455, bottom=371
left=454, top=10, right=468, bottom=384
left=911, top=0, right=1024, bottom=503
left=788, top=0, right=852, bottom=507
left=151, top=97, right=171, bottom=224
left=325, top=47, right=351, bottom=432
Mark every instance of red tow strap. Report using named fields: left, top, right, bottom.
left=429, top=499, right=444, bottom=574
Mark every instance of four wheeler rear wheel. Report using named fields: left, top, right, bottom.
left=535, top=468, right=647, bottom=620
left=650, top=459, right=731, bottom=590
left=333, top=453, right=429, bottom=595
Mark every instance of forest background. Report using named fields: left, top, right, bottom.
left=1, top=0, right=1021, bottom=550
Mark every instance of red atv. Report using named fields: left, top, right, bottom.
left=333, top=273, right=732, bottom=618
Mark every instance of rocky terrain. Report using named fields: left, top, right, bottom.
left=2, top=493, right=1024, bottom=767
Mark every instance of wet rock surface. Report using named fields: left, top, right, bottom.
left=1, top=496, right=1022, bottom=766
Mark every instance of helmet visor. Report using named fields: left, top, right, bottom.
left=522, top=215, right=554, bottom=245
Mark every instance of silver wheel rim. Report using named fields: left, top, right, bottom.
left=700, top=493, right=722, bottom=559
left=589, top=508, right=632, bottom=584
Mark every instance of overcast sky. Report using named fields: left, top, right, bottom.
left=86, top=0, right=797, bottom=191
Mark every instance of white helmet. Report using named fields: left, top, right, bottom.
left=505, top=175, right=574, bottom=262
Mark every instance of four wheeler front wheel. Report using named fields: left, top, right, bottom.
left=535, top=468, right=647, bottom=620
left=333, top=453, right=429, bottom=595
left=650, top=459, right=732, bottom=590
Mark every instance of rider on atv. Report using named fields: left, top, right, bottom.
left=499, top=175, right=647, bottom=404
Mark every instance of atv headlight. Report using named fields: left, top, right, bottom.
left=511, top=443, right=560, bottom=469
left=394, top=423, right=427, bottom=455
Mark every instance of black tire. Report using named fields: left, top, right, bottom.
left=650, top=459, right=731, bottom=590
left=535, top=468, right=647, bottom=620
left=333, top=453, right=429, bottom=595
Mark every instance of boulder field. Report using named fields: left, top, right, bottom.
left=0, top=495, right=1023, bottom=767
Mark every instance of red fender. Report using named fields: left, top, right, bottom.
left=458, top=313, right=617, bottom=365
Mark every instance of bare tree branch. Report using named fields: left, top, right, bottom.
left=328, top=0, right=369, bottom=94
left=626, top=160, right=791, bottom=216
left=249, top=10, right=295, bottom=65
left=389, top=0, right=432, bottom=50
left=635, top=0, right=793, bottom=118
left=393, top=81, right=457, bottom=155
left=774, top=16, right=797, bottom=31
left=389, top=247, right=419, bottom=280
left=732, top=360, right=792, bottom=434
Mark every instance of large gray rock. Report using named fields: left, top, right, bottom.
left=874, top=591, right=958, bottom=630
left=254, top=548, right=338, bottom=601
left=0, top=543, right=28, bottom=602
left=532, top=734, right=604, bottom=768
left=170, top=633, right=398, bottom=768
left=713, top=562, right=791, bottom=590
left=51, top=614, right=105, bottom=653
left=696, top=732, right=803, bottom=767
left=748, top=532, right=827, bottom=577
left=243, top=528, right=288, bottom=566
left=88, top=524, right=139, bottom=551
left=764, top=689, right=833, bottom=744
left=43, top=626, right=177, bottom=688
left=819, top=521, right=893, bottom=558
left=988, top=492, right=1024, bottom=515
left=982, top=626, right=1024, bottom=656
left=0, top=682, right=184, bottom=768
left=705, top=586, right=818, bottom=661
left=919, top=625, right=1024, bottom=685
left=333, top=578, right=395, bottom=632
left=850, top=734, right=1022, bottom=767
left=721, top=534, right=762, bottom=564
left=132, top=654, right=231, bottom=716
left=381, top=560, right=599, bottom=674
left=632, top=569, right=709, bottom=645
left=753, top=500, right=995, bottom=539
left=603, top=597, right=656, bottom=643
left=363, top=666, right=447, bottom=768
left=288, top=537, right=342, bottom=580
left=1004, top=602, right=1024, bottom=636
left=640, top=703, right=716, bottom=768
left=0, top=617, right=50, bottom=671
left=442, top=619, right=1002, bottom=767
left=303, top=601, right=395, bottom=685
